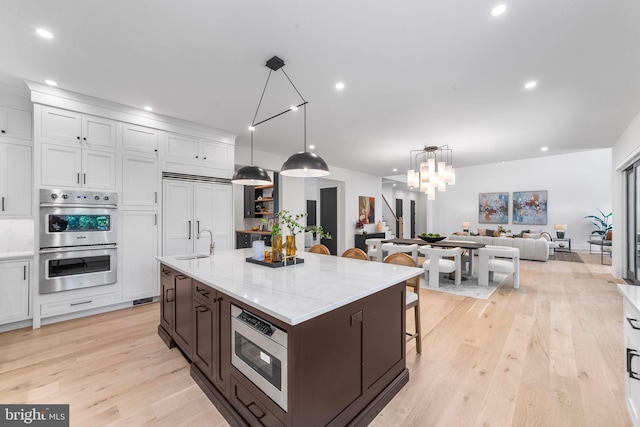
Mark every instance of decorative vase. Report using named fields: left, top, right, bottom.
left=376, top=220, right=383, bottom=233
left=285, top=235, right=297, bottom=258
left=271, top=235, right=283, bottom=262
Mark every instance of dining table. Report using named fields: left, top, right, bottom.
left=382, top=238, right=486, bottom=276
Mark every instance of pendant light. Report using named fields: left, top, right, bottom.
left=231, top=129, right=272, bottom=185
left=280, top=103, right=330, bottom=177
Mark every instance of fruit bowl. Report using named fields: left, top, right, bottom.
left=418, top=235, right=446, bottom=243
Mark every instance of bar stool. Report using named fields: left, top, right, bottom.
left=341, top=247, right=368, bottom=260
left=382, top=243, right=419, bottom=266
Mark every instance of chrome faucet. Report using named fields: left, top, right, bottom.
left=199, top=229, right=215, bottom=255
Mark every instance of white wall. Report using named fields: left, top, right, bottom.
left=430, top=149, right=612, bottom=250
left=612, top=110, right=640, bottom=278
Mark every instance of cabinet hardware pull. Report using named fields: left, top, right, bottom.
left=23, top=265, right=26, bottom=280
left=195, top=155, right=199, bottom=159
left=162, top=269, right=170, bottom=275
left=166, top=288, right=175, bottom=302
left=203, top=157, right=207, bottom=160
left=154, top=149, right=158, bottom=152
left=154, top=214, right=157, bottom=226
left=627, top=318, right=640, bottom=330
left=188, top=221, right=191, bottom=240
left=77, top=173, right=80, bottom=183
left=71, top=300, right=92, bottom=306
left=1, top=130, right=5, bottom=133
left=197, top=221, right=200, bottom=238
left=83, top=173, right=86, bottom=184
left=83, top=137, right=87, bottom=141
left=1, top=197, right=4, bottom=211
left=77, top=136, right=80, bottom=140
left=628, top=348, right=640, bottom=380
left=196, top=306, right=208, bottom=313
left=154, top=192, right=158, bottom=203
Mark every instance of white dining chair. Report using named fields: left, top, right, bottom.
left=419, top=246, right=462, bottom=288
left=365, top=238, right=384, bottom=262
left=382, top=243, right=419, bottom=266
left=478, top=246, right=520, bottom=289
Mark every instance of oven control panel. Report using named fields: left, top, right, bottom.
left=237, top=310, right=274, bottom=336
left=40, top=189, right=117, bottom=206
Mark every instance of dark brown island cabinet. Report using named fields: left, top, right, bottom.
left=158, top=264, right=409, bottom=427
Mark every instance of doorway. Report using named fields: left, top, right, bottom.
left=321, top=187, right=338, bottom=255
left=396, top=198, right=403, bottom=238
left=410, top=200, right=416, bottom=238
left=626, top=161, right=640, bottom=285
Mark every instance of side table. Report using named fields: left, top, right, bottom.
left=554, top=238, right=571, bottom=252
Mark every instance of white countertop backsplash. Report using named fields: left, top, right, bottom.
left=0, top=219, right=34, bottom=257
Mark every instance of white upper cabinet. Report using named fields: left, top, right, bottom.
left=0, top=142, right=32, bottom=216
left=122, top=123, right=159, bottom=154
left=164, top=132, right=234, bottom=178
left=41, top=143, right=116, bottom=189
left=41, top=106, right=116, bottom=149
left=0, top=106, right=32, bottom=141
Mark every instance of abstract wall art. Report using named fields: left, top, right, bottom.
left=478, top=192, right=509, bottom=224
left=512, top=190, right=548, bottom=225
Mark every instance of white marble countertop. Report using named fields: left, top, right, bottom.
left=158, top=248, right=423, bottom=326
left=0, top=251, right=34, bottom=261
left=619, top=283, right=640, bottom=311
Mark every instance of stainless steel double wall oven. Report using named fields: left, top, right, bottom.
left=39, top=189, right=118, bottom=294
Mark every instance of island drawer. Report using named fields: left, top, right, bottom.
left=230, top=374, right=286, bottom=427
left=193, top=280, right=215, bottom=306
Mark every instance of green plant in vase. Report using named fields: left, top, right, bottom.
left=309, top=225, right=332, bottom=241
left=260, top=218, right=282, bottom=262
left=276, top=210, right=307, bottom=259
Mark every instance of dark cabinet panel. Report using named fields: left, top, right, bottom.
left=193, top=299, right=214, bottom=379
left=243, top=173, right=279, bottom=218
left=160, top=266, right=175, bottom=334
left=236, top=232, right=272, bottom=249
left=230, top=375, right=286, bottom=427
left=173, top=274, right=193, bottom=357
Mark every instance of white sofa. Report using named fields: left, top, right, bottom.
left=447, top=235, right=549, bottom=261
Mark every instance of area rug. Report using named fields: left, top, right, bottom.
left=552, top=252, right=583, bottom=263
left=419, top=273, right=507, bottom=300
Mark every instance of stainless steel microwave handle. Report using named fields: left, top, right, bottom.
left=39, top=244, right=118, bottom=254
left=39, top=203, right=117, bottom=208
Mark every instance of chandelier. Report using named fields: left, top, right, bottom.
left=406, top=145, right=455, bottom=200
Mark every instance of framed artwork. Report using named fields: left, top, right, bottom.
left=358, top=196, right=375, bottom=224
left=479, top=192, right=509, bottom=224
left=512, top=190, right=548, bottom=225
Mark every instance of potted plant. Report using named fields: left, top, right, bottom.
left=355, top=220, right=365, bottom=234
left=260, top=218, right=282, bottom=262
left=276, top=210, right=307, bottom=258
left=309, top=225, right=332, bottom=241
left=584, top=208, right=612, bottom=239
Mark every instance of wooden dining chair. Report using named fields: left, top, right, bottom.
left=308, top=244, right=331, bottom=255
left=341, top=247, right=368, bottom=260
left=383, top=252, right=422, bottom=353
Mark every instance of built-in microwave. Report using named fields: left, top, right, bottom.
left=230, top=304, right=288, bottom=411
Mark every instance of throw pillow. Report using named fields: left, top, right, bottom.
left=478, top=228, right=487, bottom=236
left=512, top=232, right=522, bottom=238
left=522, top=232, right=541, bottom=239
left=606, top=230, right=612, bottom=240
left=485, top=229, right=495, bottom=237
left=493, top=230, right=502, bottom=237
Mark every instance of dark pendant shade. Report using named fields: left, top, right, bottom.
left=280, top=151, right=330, bottom=177
left=231, top=165, right=272, bottom=185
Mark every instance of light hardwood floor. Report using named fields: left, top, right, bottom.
left=0, top=252, right=629, bottom=426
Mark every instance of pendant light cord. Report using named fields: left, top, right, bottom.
left=252, top=70, right=272, bottom=126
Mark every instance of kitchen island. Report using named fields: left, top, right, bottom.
left=158, top=248, right=422, bottom=427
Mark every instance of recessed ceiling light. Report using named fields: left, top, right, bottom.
left=36, top=28, right=53, bottom=39
left=144, top=106, right=153, bottom=112
left=541, top=147, right=548, bottom=151
left=335, top=82, right=345, bottom=90
left=491, top=5, right=507, bottom=16
left=524, top=80, right=537, bottom=90
left=44, top=80, right=57, bottom=86
left=290, top=105, right=298, bottom=111
left=248, top=126, right=255, bottom=131
left=393, top=183, right=396, bottom=187
left=309, top=145, right=315, bottom=150
left=393, top=168, right=397, bottom=172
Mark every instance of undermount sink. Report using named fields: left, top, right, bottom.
left=176, top=254, right=210, bottom=260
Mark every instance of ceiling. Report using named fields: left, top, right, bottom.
left=1, top=1, right=639, bottom=180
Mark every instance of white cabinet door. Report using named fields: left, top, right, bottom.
left=121, top=210, right=158, bottom=301
left=0, top=260, right=29, bottom=324
left=0, top=106, right=32, bottom=141
left=194, top=182, right=232, bottom=252
left=166, top=133, right=199, bottom=161
left=122, top=155, right=158, bottom=206
left=82, top=150, right=116, bottom=189
left=0, top=143, right=32, bottom=216
left=122, top=123, right=159, bottom=154
left=201, top=139, right=234, bottom=178
left=41, top=143, right=83, bottom=188
left=82, top=115, right=116, bottom=148
left=41, top=106, right=82, bottom=144
left=41, top=106, right=115, bottom=149
left=163, top=180, right=194, bottom=256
